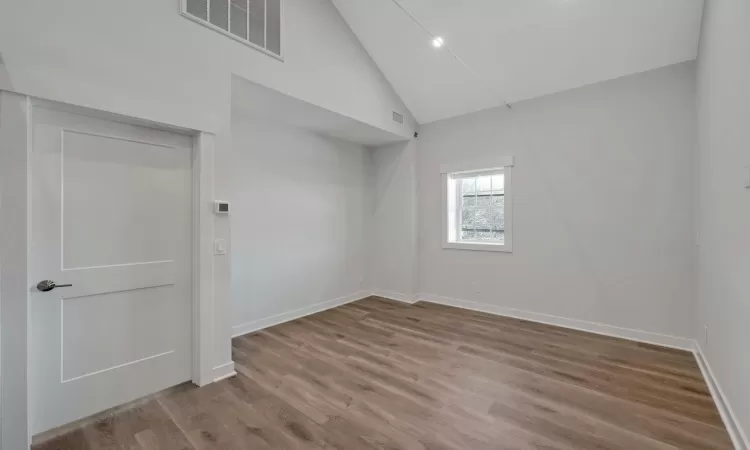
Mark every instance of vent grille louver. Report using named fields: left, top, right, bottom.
left=392, top=111, right=404, bottom=125
left=183, top=0, right=282, bottom=58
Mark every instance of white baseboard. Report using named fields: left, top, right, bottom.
left=417, top=293, right=694, bottom=351
left=227, top=289, right=744, bottom=448
left=371, top=290, right=418, bottom=304
left=693, top=342, right=748, bottom=450
left=231, top=291, right=371, bottom=338
left=212, top=361, right=236, bottom=382
left=227, top=290, right=745, bottom=448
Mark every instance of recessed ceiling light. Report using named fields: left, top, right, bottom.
left=431, top=36, right=444, bottom=48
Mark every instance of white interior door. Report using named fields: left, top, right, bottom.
left=30, top=107, right=194, bottom=434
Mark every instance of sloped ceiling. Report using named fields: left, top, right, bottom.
left=333, top=0, right=705, bottom=124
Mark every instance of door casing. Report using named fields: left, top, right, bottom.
left=0, top=90, right=228, bottom=449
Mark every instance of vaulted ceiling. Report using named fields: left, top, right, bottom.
left=333, top=0, right=705, bottom=124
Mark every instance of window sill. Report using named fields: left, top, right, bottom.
left=443, top=241, right=513, bottom=253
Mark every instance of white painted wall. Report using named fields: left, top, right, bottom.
left=230, top=114, right=370, bottom=335
left=0, top=0, right=414, bottom=137
left=0, top=0, right=414, bottom=413
left=417, top=63, right=697, bottom=340
left=695, top=0, right=750, bottom=444
left=369, top=141, right=419, bottom=301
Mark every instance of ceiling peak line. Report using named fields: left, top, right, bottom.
left=388, top=0, right=513, bottom=110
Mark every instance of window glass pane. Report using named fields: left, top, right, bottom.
left=186, top=0, right=208, bottom=20
left=266, top=0, right=281, bottom=55
left=248, top=0, right=265, bottom=47
left=474, top=208, right=491, bottom=231
left=451, top=169, right=508, bottom=246
left=476, top=231, right=495, bottom=241
left=490, top=209, right=504, bottom=228
left=461, top=209, right=476, bottom=229
left=210, top=0, right=229, bottom=30
left=477, top=175, right=492, bottom=193
left=461, top=178, right=475, bottom=194
left=230, top=0, right=248, bottom=39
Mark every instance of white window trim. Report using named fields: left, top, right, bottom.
left=441, top=157, right=514, bottom=253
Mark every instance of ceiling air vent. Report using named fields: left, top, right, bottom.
left=392, top=111, right=404, bottom=125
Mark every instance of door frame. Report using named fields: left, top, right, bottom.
left=0, top=90, right=220, bottom=449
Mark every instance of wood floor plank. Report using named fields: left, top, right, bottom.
left=33, top=297, right=733, bottom=450
left=33, top=429, right=92, bottom=450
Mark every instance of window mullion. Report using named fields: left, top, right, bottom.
left=474, top=179, right=478, bottom=236
left=456, top=178, right=463, bottom=241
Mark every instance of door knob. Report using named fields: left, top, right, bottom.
left=36, top=280, right=73, bottom=292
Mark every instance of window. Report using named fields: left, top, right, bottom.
left=182, top=0, right=282, bottom=59
left=442, top=158, right=513, bottom=252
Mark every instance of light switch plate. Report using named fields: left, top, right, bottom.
left=214, top=239, right=227, bottom=255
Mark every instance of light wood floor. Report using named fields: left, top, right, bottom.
left=34, top=297, right=732, bottom=450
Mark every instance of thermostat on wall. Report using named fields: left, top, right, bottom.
left=214, top=201, right=230, bottom=214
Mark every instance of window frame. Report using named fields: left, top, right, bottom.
left=441, top=157, right=514, bottom=253
left=180, top=0, right=284, bottom=61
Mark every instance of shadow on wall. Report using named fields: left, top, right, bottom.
left=0, top=53, right=13, bottom=90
